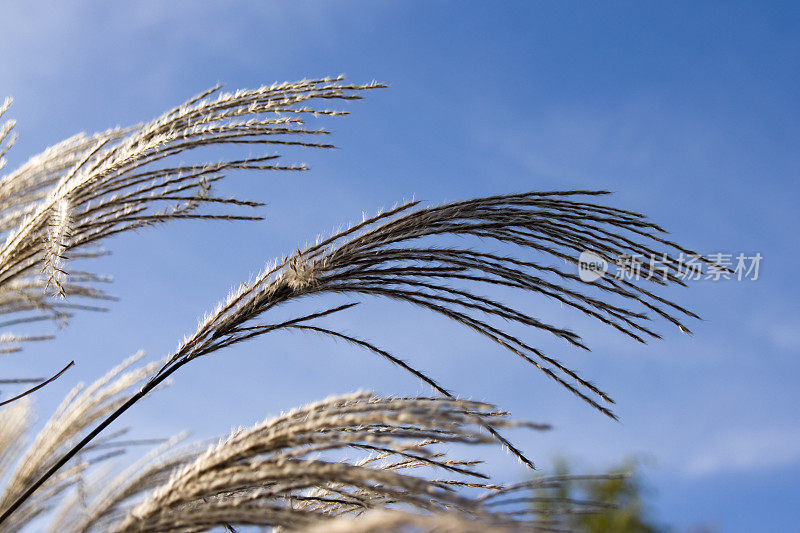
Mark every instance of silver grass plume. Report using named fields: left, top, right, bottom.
left=47, top=433, right=197, bottom=533
left=0, top=98, right=16, bottom=173
left=158, top=191, right=707, bottom=423
left=0, top=77, right=382, bottom=351
left=0, top=398, right=32, bottom=484
left=0, top=352, right=164, bottom=531
left=51, top=392, right=566, bottom=533
left=0, top=189, right=710, bottom=521
left=0, top=82, right=714, bottom=528
left=43, top=198, right=72, bottom=297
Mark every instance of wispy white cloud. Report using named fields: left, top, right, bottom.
left=762, top=322, right=800, bottom=352
left=684, top=426, right=800, bottom=477
left=748, top=312, right=800, bottom=353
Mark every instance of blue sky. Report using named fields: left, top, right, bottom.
left=1, top=1, right=799, bottom=530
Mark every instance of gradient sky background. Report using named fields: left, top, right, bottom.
left=1, top=2, right=799, bottom=531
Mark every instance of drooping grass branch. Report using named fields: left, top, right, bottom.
left=0, top=353, right=164, bottom=531
left=49, top=392, right=574, bottom=533
left=158, top=190, right=705, bottom=420
left=0, top=188, right=708, bottom=525
left=0, top=360, right=74, bottom=408
left=0, top=77, right=383, bottom=353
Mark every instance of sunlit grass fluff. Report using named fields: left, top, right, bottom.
left=0, top=77, right=713, bottom=532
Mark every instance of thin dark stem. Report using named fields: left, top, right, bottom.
left=0, top=360, right=74, bottom=408
left=0, top=360, right=183, bottom=524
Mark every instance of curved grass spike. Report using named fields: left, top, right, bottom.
left=0, top=76, right=712, bottom=528
left=0, top=187, right=709, bottom=525
left=0, top=77, right=384, bottom=354
left=0, top=353, right=164, bottom=532
left=48, top=393, right=593, bottom=533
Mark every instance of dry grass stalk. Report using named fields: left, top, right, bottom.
left=0, top=99, right=16, bottom=174
left=0, top=77, right=382, bottom=352
left=0, top=360, right=74, bottom=408
left=46, top=392, right=581, bottom=533
left=0, top=188, right=708, bottom=517
left=158, top=191, right=706, bottom=423
left=0, top=78, right=710, bottom=531
left=0, top=353, right=163, bottom=531
left=47, top=433, right=197, bottom=533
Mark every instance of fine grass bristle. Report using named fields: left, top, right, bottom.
left=0, top=78, right=383, bottom=352
left=0, top=78, right=710, bottom=533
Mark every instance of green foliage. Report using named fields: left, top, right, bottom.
left=535, top=459, right=666, bottom=533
